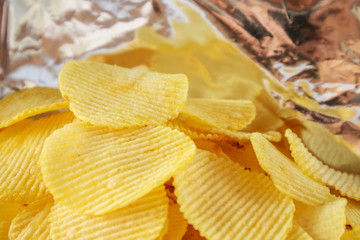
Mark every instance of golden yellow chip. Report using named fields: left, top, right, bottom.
left=0, top=111, right=75, bottom=203
left=180, top=98, right=255, bottom=130
left=0, top=202, right=25, bottom=240
left=40, top=122, right=196, bottom=215
left=251, top=132, right=335, bottom=205
left=157, top=218, right=169, bottom=240
left=294, top=198, right=347, bottom=240
left=0, top=87, right=69, bottom=129
left=173, top=149, right=295, bottom=240
left=162, top=202, right=188, bottom=240
left=49, top=186, right=168, bottom=240
left=286, top=221, right=312, bottom=240
left=300, top=120, right=360, bottom=174
left=8, top=195, right=53, bottom=240
left=59, top=60, right=188, bottom=129
left=182, top=225, right=207, bottom=240
left=286, top=129, right=360, bottom=200
left=341, top=226, right=360, bottom=240
left=345, top=199, right=360, bottom=228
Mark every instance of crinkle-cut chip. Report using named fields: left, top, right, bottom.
left=294, top=198, right=347, bottom=240
left=167, top=117, right=282, bottom=143
left=216, top=141, right=264, bottom=173
left=192, top=139, right=230, bottom=160
left=157, top=218, right=169, bottom=240
left=8, top=195, right=53, bottom=240
left=0, top=203, right=25, bottom=240
left=180, top=98, right=255, bottom=130
left=285, top=129, right=360, bottom=201
left=286, top=221, right=313, bottom=240
left=40, top=122, right=196, bottom=215
left=173, top=149, right=295, bottom=240
left=346, top=199, right=360, bottom=227
left=0, top=111, right=75, bottom=203
left=162, top=203, right=188, bottom=240
left=0, top=87, right=68, bottom=129
left=182, top=225, right=207, bottom=240
left=59, top=60, right=188, bottom=129
left=300, top=120, right=360, bottom=174
left=251, top=133, right=335, bottom=205
left=49, top=186, right=168, bottom=240
left=341, top=226, right=360, bottom=240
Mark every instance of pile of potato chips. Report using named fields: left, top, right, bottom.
left=1, top=2, right=360, bottom=240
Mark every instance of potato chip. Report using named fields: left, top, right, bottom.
left=286, top=129, right=360, bottom=200
left=0, top=87, right=69, bottom=129
left=345, top=199, right=360, bottom=228
left=0, top=111, right=75, bottom=203
left=59, top=60, right=188, bottom=129
left=157, top=219, right=169, bottom=240
left=294, top=198, right=347, bottom=240
left=180, top=98, right=255, bottom=130
left=182, top=225, right=207, bottom=240
left=286, top=221, right=312, bottom=240
left=8, top=195, right=53, bottom=240
left=40, top=122, right=196, bottom=215
left=251, top=133, right=335, bottom=205
left=300, top=120, right=360, bottom=174
left=161, top=203, right=188, bottom=240
left=0, top=203, right=25, bottom=240
left=173, top=149, right=295, bottom=240
left=49, top=186, right=168, bottom=240
left=341, top=226, right=360, bottom=240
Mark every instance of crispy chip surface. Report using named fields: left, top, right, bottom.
left=346, top=199, right=360, bottom=228
left=286, top=221, right=312, bottom=240
left=0, top=203, right=24, bottom=240
left=40, top=122, right=196, bottom=215
left=182, top=225, right=207, bottom=240
left=0, top=87, right=68, bottom=129
left=294, top=199, right=347, bottom=240
left=161, top=202, right=188, bottom=240
left=180, top=98, right=255, bottom=130
left=286, top=129, right=360, bottom=200
left=173, top=149, right=295, bottom=240
left=251, top=133, right=335, bottom=205
left=8, top=196, right=53, bottom=240
left=0, top=112, right=75, bottom=203
left=49, top=186, right=168, bottom=240
left=341, top=226, right=360, bottom=240
left=59, top=60, right=188, bottom=129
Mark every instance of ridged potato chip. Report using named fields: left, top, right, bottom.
left=294, top=198, right=347, bottom=240
left=161, top=202, right=188, bottom=240
left=0, top=111, right=75, bottom=203
left=0, top=87, right=68, bottom=129
left=173, top=149, right=295, bottom=240
left=182, top=225, right=207, bottom=240
left=341, top=226, right=360, bottom=240
left=8, top=195, right=53, bottom=240
left=300, top=120, right=360, bottom=174
left=59, top=60, right=188, bottom=129
left=40, top=122, right=196, bottom=215
left=345, top=199, right=360, bottom=228
left=0, top=203, right=25, bottom=240
left=251, top=133, right=335, bottom=205
left=180, top=98, right=255, bottom=130
left=286, top=129, right=360, bottom=200
left=286, top=221, right=312, bottom=240
left=49, top=186, right=168, bottom=240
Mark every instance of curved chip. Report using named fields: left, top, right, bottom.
left=285, top=129, right=360, bottom=201
left=0, top=203, right=25, bottom=240
left=0, top=111, right=75, bottom=203
left=346, top=199, right=360, bottom=228
left=251, top=133, right=335, bottom=205
left=8, top=195, right=53, bottom=240
left=0, top=87, right=69, bottom=129
left=173, top=149, right=295, bottom=240
left=341, top=226, right=360, bottom=240
left=162, top=203, right=188, bottom=240
left=49, top=186, right=168, bottom=240
left=182, top=225, right=207, bottom=240
left=59, top=60, right=188, bottom=129
left=286, top=221, right=312, bottom=240
left=180, top=98, right=255, bottom=130
left=40, top=122, right=196, bottom=215
left=294, top=198, right=347, bottom=240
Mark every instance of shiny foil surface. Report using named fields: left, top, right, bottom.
left=1, top=0, right=360, bottom=152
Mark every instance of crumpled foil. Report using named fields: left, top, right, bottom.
left=1, top=0, right=360, bottom=152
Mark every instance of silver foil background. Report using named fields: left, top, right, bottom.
left=1, top=0, right=360, bottom=151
